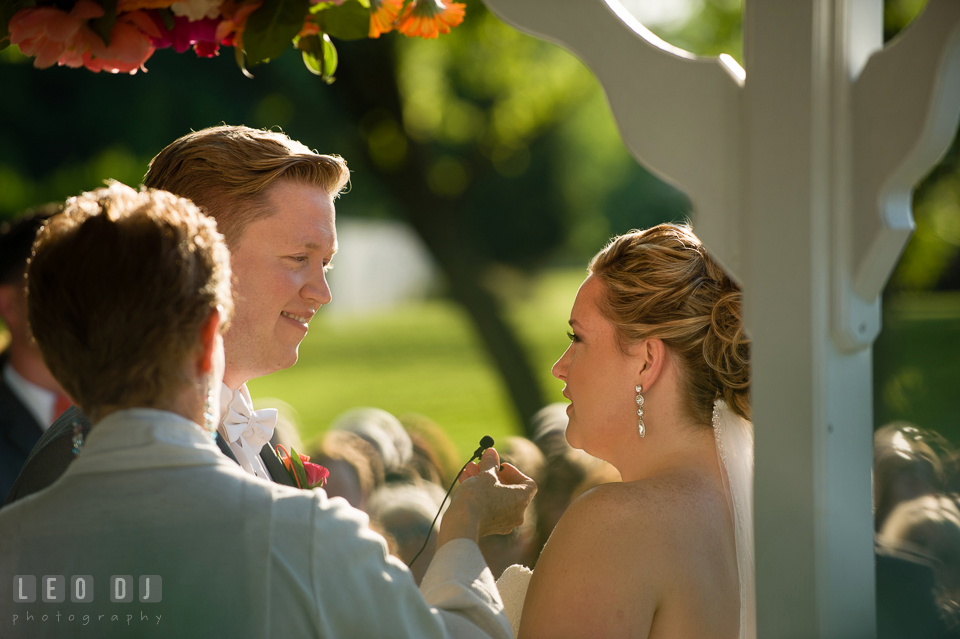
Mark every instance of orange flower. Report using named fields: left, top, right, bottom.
left=9, top=0, right=103, bottom=69
left=215, top=0, right=261, bottom=47
left=368, top=0, right=402, bottom=38
left=395, top=0, right=463, bottom=39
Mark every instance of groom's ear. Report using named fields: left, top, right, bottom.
left=196, top=307, right=222, bottom=375
left=634, top=338, right=666, bottom=390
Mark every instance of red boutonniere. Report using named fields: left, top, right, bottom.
left=276, top=445, right=330, bottom=489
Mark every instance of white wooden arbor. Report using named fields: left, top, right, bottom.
left=479, top=0, right=960, bottom=636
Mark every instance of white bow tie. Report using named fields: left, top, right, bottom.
left=220, top=385, right=278, bottom=452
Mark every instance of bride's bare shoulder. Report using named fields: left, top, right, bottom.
left=563, top=471, right=725, bottom=536
left=520, top=475, right=724, bottom=638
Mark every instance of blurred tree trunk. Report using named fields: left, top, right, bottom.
left=332, top=37, right=546, bottom=435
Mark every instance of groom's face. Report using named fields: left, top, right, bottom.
left=221, top=179, right=337, bottom=389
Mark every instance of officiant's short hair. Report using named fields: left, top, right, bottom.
left=27, top=183, right=233, bottom=417
left=143, top=125, right=350, bottom=248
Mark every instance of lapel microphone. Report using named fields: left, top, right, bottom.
left=408, top=436, right=495, bottom=567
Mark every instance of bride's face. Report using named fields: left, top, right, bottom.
left=552, top=276, right=640, bottom=456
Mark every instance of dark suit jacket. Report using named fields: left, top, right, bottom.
left=5, top=405, right=296, bottom=506
left=0, top=351, right=46, bottom=503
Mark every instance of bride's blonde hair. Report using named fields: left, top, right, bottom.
left=589, top=223, right=751, bottom=423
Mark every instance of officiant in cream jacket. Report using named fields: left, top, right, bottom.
left=0, top=185, right=535, bottom=638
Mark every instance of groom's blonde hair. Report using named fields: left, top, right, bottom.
left=27, top=183, right=233, bottom=419
left=144, top=125, right=350, bottom=248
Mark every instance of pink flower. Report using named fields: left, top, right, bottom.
left=277, top=445, right=330, bottom=489
left=9, top=0, right=103, bottom=69
left=303, top=460, right=330, bottom=488
left=83, top=10, right=161, bottom=73
left=151, top=14, right=220, bottom=56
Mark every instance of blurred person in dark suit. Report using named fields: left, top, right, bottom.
left=0, top=207, right=71, bottom=501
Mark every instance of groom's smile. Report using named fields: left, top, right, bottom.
left=222, top=179, right=337, bottom=389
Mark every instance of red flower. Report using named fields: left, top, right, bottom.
left=368, top=0, right=402, bottom=38
left=395, top=0, right=464, bottom=40
left=277, top=445, right=329, bottom=489
left=303, top=460, right=330, bottom=487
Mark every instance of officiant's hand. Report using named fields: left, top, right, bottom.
left=438, top=448, right=537, bottom=547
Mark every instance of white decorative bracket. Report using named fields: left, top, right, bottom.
left=836, top=0, right=960, bottom=350
left=480, top=0, right=745, bottom=279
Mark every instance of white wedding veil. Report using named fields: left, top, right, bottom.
left=712, top=399, right=756, bottom=639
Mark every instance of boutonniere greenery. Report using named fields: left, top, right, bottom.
left=276, top=444, right=330, bottom=489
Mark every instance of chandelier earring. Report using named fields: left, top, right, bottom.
left=636, top=385, right=645, bottom=438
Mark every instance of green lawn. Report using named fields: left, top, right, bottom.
left=874, top=292, right=960, bottom=445
left=247, top=268, right=586, bottom=458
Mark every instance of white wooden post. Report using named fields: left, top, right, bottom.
left=479, top=0, right=960, bottom=636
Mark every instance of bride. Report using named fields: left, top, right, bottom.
left=498, top=223, right=755, bottom=638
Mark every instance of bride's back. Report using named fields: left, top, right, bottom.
left=520, top=224, right=752, bottom=639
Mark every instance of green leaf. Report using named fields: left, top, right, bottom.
left=315, top=0, right=369, bottom=41
left=88, top=0, right=118, bottom=47
left=0, top=0, right=36, bottom=50
left=243, top=0, right=310, bottom=66
left=289, top=446, right=309, bottom=488
left=157, top=7, right=175, bottom=31
left=299, top=33, right=337, bottom=83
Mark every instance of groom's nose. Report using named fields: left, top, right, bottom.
left=303, top=265, right=332, bottom=306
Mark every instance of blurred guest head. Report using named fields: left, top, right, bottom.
left=310, top=429, right=385, bottom=510
left=880, top=494, right=960, bottom=626
left=331, top=407, right=413, bottom=478
left=367, top=482, right=446, bottom=585
left=875, top=422, right=948, bottom=530
left=144, top=125, right=351, bottom=388
left=499, top=436, right=546, bottom=488
left=530, top=402, right=571, bottom=460
left=534, top=445, right=609, bottom=562
left=27, top=183, right=232, bottom=423
left=0, top=205, right=65, bottom=398
left=407, top=431, right=447, bottom=486
left=400, top=413, right=461, bottom=485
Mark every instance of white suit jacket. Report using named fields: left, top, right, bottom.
left=0, top=408, right=512, bottom=638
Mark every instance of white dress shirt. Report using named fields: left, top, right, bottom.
left=0, top=409, right=511, bottom=638
left=3, top=362, right=54, bottom=430
left=217, top=383, right=274, bottom=480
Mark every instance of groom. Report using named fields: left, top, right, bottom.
left=5, top=125, right=350, bottom=502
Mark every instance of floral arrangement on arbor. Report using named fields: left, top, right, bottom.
left=0, top=0, right=464, bottom=80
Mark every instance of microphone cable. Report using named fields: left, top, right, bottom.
left=408, top=435, right=495, bottom=568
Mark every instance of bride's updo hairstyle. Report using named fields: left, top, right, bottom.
left=588, top=223, right=751, bottom=424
